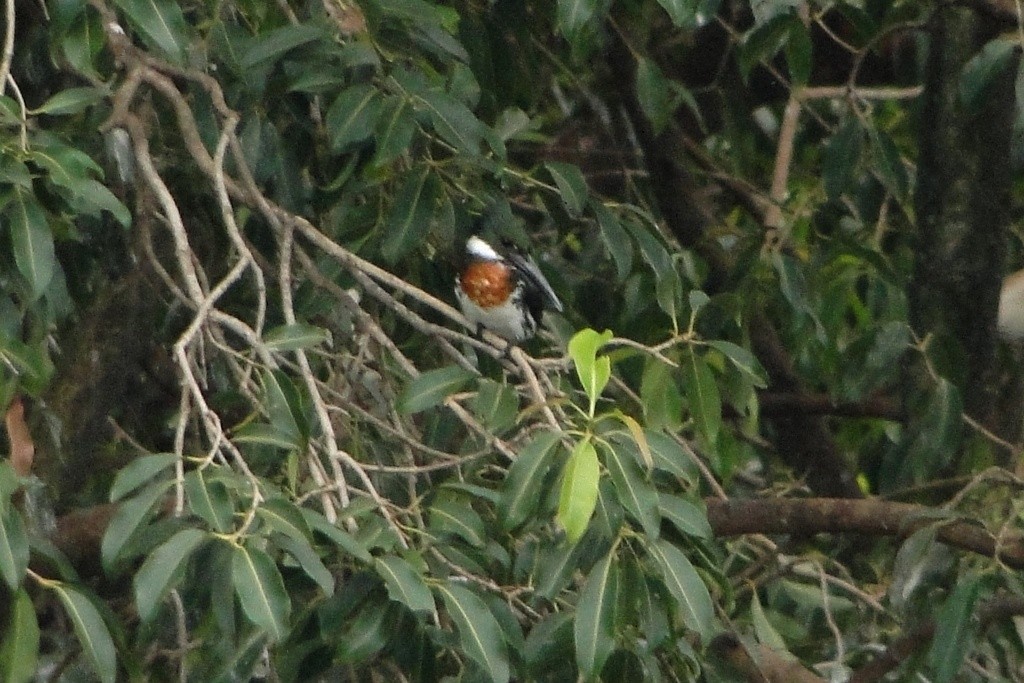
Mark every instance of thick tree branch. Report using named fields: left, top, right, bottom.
left=706, top=497, right=1024, bottom=568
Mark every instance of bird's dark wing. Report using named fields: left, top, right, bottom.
left=506, top=250, right=563, bottom=313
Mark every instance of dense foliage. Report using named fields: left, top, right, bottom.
left=2, top=0, right=1024, bottom=680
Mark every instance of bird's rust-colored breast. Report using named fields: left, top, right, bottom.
left=460, top=261, right=514, bottom=308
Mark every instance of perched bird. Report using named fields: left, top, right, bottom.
left=455, top=235, right=563, bottom=343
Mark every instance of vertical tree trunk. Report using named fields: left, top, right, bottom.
left=908, top=5, right=1017, bottom=465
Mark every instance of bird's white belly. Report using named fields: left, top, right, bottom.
left=456, top=288, right=535, bottom=342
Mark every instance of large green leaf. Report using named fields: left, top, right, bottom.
left=32, top=87, right=106, bottom=116
left=382, top=165, right=440, bottom=262
left=184, top=469, right=234, bottom=533
left=101, top=479, right=174, bottom=571
left=232, top=544, right=291, bottom=641
left=557, top=438, right=601, bottom=544
left=418, top=90, right=485, bottom=155
left=263, top=323, right=329, bottom=351
left=113, top=0, right=189, bottom=63
left=603, top=441, right=660, bottom=539
left=275, top=533, right=334, bottom=596
left=8, top=189, right=55, bottom=301
left=430, top=494, right=486, bottom=547
left=437, top=582, right=510, bottom=683
left=574, top=552, right=619, bottom=680
left=568, top=328, right=614, bottom=415
left=499, top=429, right=561, bottom=531
left=681, top=348, right=721, bottom=444
left=960, top=38, right=1016, bottom=111
left=134, top=528, right=209, bottom=621
left=0, top=502, right=28, bottom=590
left=592, top=202, right=633, bottom=281
left=556, top=0, right=596, bottom=36
left=0, top=588, right=39, bottom=683
left=302, top=508, right=373, bottom=563
left=108, top=453, right=177, bottom=502
left=240, top=23, right=326, bottom=69
left=375, top=554, right=435, bottom=613
left=658, top=493, right=712, bottom=539
left=645, top=539, right=715, bottom=643
left=51, top=583, right=117, bottom=683
left=327, top=84, right=384, bottom=151
left=655, top=0, right=698, bottom=27
left=545, top=161, right=588, bottom=217
left=927, top=574, right=983, bottom=683
left=399, top=365, right=475, bottom=414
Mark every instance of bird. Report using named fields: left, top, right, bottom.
left=455, top=235, right=563, bottom=343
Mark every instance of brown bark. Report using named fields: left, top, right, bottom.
left=908, top=4, right=1020, bottom=464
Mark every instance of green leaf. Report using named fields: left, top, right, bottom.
left=603, top=441, right=660, bottom=539
left=822, top=117, right=864, bottom=200
left=658, top=493, right=712, bottom=539
left=109, top=453, right=177, bottom=502
left=261, top=369, right=303, bottom=447
left=399, top=365, right=475, bottom=414
left=382, top=165, right=440, bottom=262
left=628, top=221, right=681, bottom=318
left=113, top=0, right=189, bottom=63
left=326, top=84, right=384, bottom=151
left=101, top=480, right=173, bottom=571
left=557, top=0, right=596, bottom=36
left=263, top=323, right=329, bottom=351
left=568, top=328, right=614, bottom=413
left=375, top=554, right=435, bottom=613
left=682, top=348, right=721, bottom=443
left=739, top=12, right=794, bottom=82
left=750, top=591, right=788, bottom=652
left=868, top=127, right=909, bottom=204
left=574, top=552, right=619, bottom=680
left=32, top=87, right=106, bottom=115
left=471, top=379, right=518, bottom=433
left=927, top=574, right=983, bottom=683
left=430, top=494, right=486, bottom=547
left=51, top=583, right=117, bottom=683
left=706, top=340, right=768, bottom=389
left=134, top=528, right=209, bottom=622
left=0, top=589, right=39, bottom=683
left=184, top=469, right=234, bottom=533
left=240, top=23, right=326, bottom=69
left=612, top=411, right=653, bottom=470
left=275, top=533, right=334, bottom=596
left=302, top=508, right=373, bottom=563
left=500, top=429, right=561, bottom=531
left=524, top=612, right=574, bottom=676
left=646, top=430, right=698, bottom=484
left=636, top=58, right=678, bottom=135
left=0, top=503, right=28, bottom=590
left=8, top=189, right=55, bottom=301
left=545, top=161, right=588, bottom=218
left=418, top=90, right=485, bottom=155
left=233, top=422, right=299, bottom=449
left=655, top=0, right=698, bottom=27
left=437, top=582, right=510, bottom=683
left=557, top=438, right=600, bottom=544
left=372, top=96, right=417, bottom=168
left=960, top=39, right=1017, bottom=111
left=640, top=358, right=684, bottom=431
left=232, top=544, right=291, bottom=641
left=784, top=19, right=812, bottom=86
left=592, top=202, right=633, bottom=281
left=337, top=599, right=392, bottom=663
left=67, top=178, right=132, bottom=226
left=645, top=539, right=715, bottom=643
